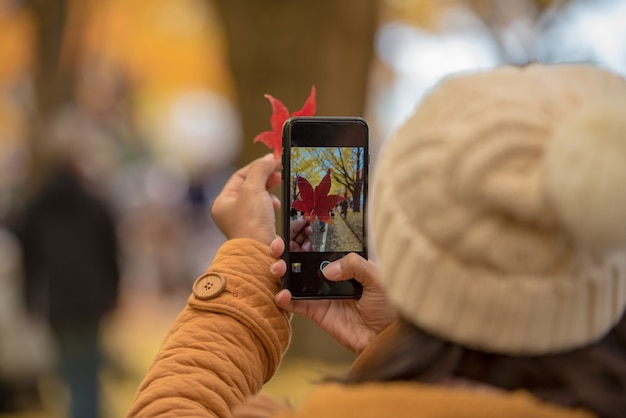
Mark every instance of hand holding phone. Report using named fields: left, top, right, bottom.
left=281, top=117, right=369, bottom=299
left=270, top=237, right=396, bottom=354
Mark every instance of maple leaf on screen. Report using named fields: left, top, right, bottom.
left=253, top=86, right=316, bottom=157
left=291, top=169, right=344, bottom=224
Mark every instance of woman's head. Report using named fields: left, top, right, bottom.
left=372, top=63, right=626, bottom=356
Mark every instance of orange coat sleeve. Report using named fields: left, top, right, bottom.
left=127, top=239, right=291, bottom=417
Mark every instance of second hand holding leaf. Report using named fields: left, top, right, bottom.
left=211, top=154, right=281, bottom=246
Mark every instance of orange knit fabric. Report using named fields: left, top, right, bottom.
left=274, top=383, right=595, bottom=418
left=127, top=239, right=291, bottom=417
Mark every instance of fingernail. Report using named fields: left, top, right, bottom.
left=302, top=241, right=312, bottom=252
left=322, top=262, right=341, bottom=280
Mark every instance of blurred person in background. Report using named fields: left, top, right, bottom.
left=127, top=63, right=626, bottom=418
left=8, top=56, right=124, bottom=417
left=9, top=148, right=121, bottom=418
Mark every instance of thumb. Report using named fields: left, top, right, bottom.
left=243, top=154, right=280, bottom=192
left=322, top=253, right=380, bottom=288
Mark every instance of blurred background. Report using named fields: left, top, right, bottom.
left=0, top=0, right=624, bottom=416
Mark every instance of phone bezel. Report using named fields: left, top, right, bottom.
left=281, top=116, right=368, bottom=299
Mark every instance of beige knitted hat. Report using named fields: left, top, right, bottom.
left=372, top=64, right=626, bottom=355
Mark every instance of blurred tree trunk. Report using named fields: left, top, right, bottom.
left=214, top=0, right=378, bottom=363
left=28, top=0, right=72, bottom=119
left=214, top=0, right=379, bottom=167
left=24, top=0, right=72, bottom=184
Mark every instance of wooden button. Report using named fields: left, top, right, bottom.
left=193, top=272, right=226, bottom=300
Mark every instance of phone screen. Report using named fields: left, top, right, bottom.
left=282, top=117, right=368, bottom=299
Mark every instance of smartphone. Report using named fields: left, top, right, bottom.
left=281, top=116, right=368, bottom=299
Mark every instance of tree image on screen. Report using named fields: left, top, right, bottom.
left=290, top=147, right=365, bottom=252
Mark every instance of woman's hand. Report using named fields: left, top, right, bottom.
left=289, top=217, right=314, bottom=252
left=211, top=154, right=281, bottom=246
left=269, top=238, right=396, bottom=354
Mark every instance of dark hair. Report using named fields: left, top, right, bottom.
left=343, top=315, right=626, bottom=418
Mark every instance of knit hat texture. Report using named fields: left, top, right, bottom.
left=372, top=64, right=626, bottom=355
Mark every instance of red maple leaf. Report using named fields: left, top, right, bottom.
left=253, top=86, right=316, bottom=157
left=291, top=169, right=344, bottom=224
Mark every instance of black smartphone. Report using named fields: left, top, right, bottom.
left=281, top=116, right=368, bottom=299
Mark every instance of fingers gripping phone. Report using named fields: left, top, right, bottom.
left=281, top=117, right=368, bottom=299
